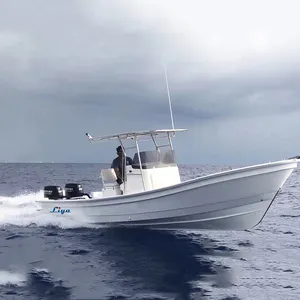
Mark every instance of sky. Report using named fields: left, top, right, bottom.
left=1, top=0, right=300, bottom=165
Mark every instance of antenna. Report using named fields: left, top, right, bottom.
left=164, top=66, right=175, bottom=130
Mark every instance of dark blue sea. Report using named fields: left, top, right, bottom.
left=0, top=163, right=299, bottom=300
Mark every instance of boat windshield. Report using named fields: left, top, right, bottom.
left=131, top=149, right=176, bottom=169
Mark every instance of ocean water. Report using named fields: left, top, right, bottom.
left=0, top=163, right=299, bottom=300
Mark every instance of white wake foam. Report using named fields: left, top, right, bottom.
left=0, top=191, right=98, bottom=229
left=0, top=270, right=26, bottom=286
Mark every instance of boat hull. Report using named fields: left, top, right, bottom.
left=35, top=159, right=298, bottom=231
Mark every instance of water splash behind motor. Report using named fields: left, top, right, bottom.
left=0, top=191, right=98, bottom=229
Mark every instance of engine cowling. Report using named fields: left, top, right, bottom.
left=44, top=185, right=64, bottom=200
left=65, top=183, right=84, bottom=199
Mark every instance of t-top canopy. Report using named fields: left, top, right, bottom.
left=86, top=128, right=187, bottom=142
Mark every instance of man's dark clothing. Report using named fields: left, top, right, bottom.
left=111, top=156, right=133, bottom=181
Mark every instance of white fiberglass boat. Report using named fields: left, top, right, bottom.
left=35, top=128, right=299, bottom=231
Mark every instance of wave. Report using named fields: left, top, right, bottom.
left=0, top=270, right=26, bottom=286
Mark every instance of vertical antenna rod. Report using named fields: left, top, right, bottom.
left=164, top=66, right=175, bottom=130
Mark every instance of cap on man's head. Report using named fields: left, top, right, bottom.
left=116, top=146, right=123, bottom=152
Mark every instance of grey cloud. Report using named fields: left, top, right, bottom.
left=1, top=0, right=300, bottom=163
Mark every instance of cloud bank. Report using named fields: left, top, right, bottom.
left=1, top=0, right=300, bottom=164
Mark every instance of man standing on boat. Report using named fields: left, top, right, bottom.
left=111, top=146, right=133, bottom=184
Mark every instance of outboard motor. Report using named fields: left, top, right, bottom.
left=44, top=185, right=64, bottom=200
left=65, top=183, right=84, bottom=199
